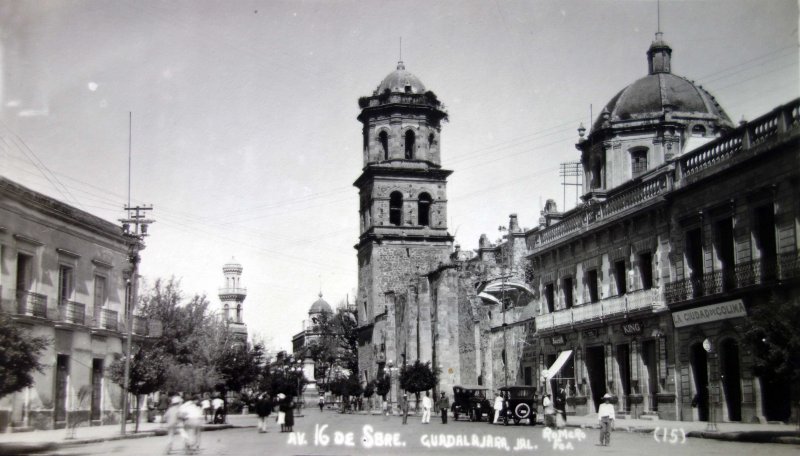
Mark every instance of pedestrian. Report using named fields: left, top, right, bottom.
left=493, top=391, right=504, bottom=424
left=211, top=395, right=225, bottom=424
left=318, top=394, right=325, bottom=412
left=256, top=393, right=272, bottom=433
left=543, top=393, right=556, bottom=428
left=598, top=393, right=615, bottom=446
left=284, top=395, right=295, bottom=433
left=200, top=396, right=211, bottom=424
left=421, top=392, right=432, bottom=424
left=555, top=387, right=567, bottom=427
left=163, top=395, right=182, bottom=455
left=400, top=393, right=409, bottom=425
left=276, top=393, right=287, bottom=432
left=179, top=396, right=203, bottom=453
left=437, top=392, right=450, bottom=424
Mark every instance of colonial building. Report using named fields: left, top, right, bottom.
left=482, top=34, right=799, bottom=423
left=218, top=258, right=247, bottom=341
left=0, top=176, right=152, bottom=430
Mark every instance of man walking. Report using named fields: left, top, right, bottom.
left=400, top=393, right=410, bottom=424
left=437, top=392, right=450, bottom=424
left=421, top=392, right=432, bottom=424
left=493, top=391, right=504, bottom=424
left=598, top=393, right=615, bottom=446
left=555, top=387, right=567, bottom=427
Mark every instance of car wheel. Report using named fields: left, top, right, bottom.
left=515, top=403, right=531, bottom=420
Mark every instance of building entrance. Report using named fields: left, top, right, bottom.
left=689, top=343, right=709, bottom=421
left=641, top=340, right=658, bottom=411
left=91, top=359, right=103, bottom=422
left=719, top=339, right=742, bottom=421
left=617, top=344, right=631, bottom=413
left=585, top=346, right=606, bottom=412
left=55, top=355, right=69, bottom=424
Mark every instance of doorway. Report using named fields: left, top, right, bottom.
left=91, top=359, right=103, bottom=422
left=641, top=340, right=658, bottom=411
left=55, top=355, right=69, bottom=424
left=689, top=343, right=709, bottom=421
left=719, top=339, right=742, bottom=421
left=585, top=346, right=606, bottom=412
left=617, top=344, right=631, bottom=412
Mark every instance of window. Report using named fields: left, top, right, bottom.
left=753, top=205, right=777, bottom=278
left=93, top=275, right=107, bottom=310
left=686, top=228, right=703, bottom=295
left=638, top=252, right=654, bottom=290
left=587, top=270, right=599, bottom=303
left=58, top=265, right=73, bottom=304
left=631, top=149, right=648, bottom=177
left=714, top=218, right=735, bottom=291
left=614, top=260, right=627, bottom=295
left=428, top=133, right=435, bottom=148
left=379, top=131, right=389, bottom=160
left=562, top=277, right=574, bottom=309
left=692, top=125, right=706, bottom=136
left=544, top=283, right=555, bottom=313
left=389, top=192, right=403, bottom=226
left=16, top=253, right=33, bottom=291
left=418, top=193, right=432, bottom=226
left=404, top=130, right=415, bottom=159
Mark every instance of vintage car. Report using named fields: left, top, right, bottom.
left=450, top=385, right=492, bottom=422
left=499, top=386, right=538, bottom=425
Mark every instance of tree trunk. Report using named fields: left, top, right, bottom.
left=134, top=395, right=140, bottom=433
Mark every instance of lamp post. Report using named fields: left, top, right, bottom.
left=386, top=360, right=398, bottom=415
left=703, top=338, right=718, bottom=432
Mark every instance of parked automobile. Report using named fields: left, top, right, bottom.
left=499, top=386, right=538, bottom=425
left=450, top=385, right=492, bottom=422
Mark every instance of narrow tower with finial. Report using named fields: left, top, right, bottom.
left=219, top=257, right=248, bottom=341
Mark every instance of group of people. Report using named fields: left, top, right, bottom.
left=540, top=387, right=568, bottom=428
left=163, top=394, right=204, bottom=455
left=254, top=392, right=296, bottom=433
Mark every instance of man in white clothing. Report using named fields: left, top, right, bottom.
left=493, top=392, right=504, bottom=424
left=597, top=393, right=615, bottom=446
left=421, top=392, right=432, bottom=423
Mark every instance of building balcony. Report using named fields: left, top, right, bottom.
left=665, top=252, right=799, bottom=305
left=132, top=315, right=149, bottom=335
left=93, top=308, right=119, bottom=331
left=58, top=300, right=86, bottom=325
left=15, top=290, right=48, bottom=318
left=218, top=287, right=247, bottom=296
left=534, top=288, right=662, bottom=332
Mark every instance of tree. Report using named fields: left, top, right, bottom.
left=303, top=306, right=359, bottom=387
left=399, top=360, right=439, bottom=407
left=375, top=373, right=390, bottom=400
left=108, top=342, right=168, bottom=432
left=216, top=341, right=264, bottom=394
left=0, top=314, right=49, bottom=399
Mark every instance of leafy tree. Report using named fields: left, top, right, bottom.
left=302, top=306, right=359, bottom=387
left=108, top=342, right=167, bottom=431
left=0, top=314, right=49, bottom=399
left=375, top=373, right=391, bottom=400
left=363, top=380, right=375, bottom=398
left=399, top=360, right=439, bottom=406
left=216, top=341, right=265, bottom=394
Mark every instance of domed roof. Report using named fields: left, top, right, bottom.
left=309, top=293, right=332, bottom=314
left=376, top=61, right=426, bottom=95
left=223, top=257, right=242, bottom=273
left=592, top=34, right=732, bottom=132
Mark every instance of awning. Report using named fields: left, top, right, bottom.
left=478, top=292, right=502, bottom=305
left=545, top=350, right=573, bottom=381
left=482, top=281, right=535, bottom=295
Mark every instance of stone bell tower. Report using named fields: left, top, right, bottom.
left=219, top=257, right=248, bottom=341
left=354, top=61, right=454, bottom=379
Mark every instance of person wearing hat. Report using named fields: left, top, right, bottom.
left=437, top=392, right=450, bottom=424
left=598, top=393, right=615, bottom=446
left=400, top=393, right=410, bottom=425
left=421, top=392, right=433, bottom=424
left=493, top=391, right=504, bottom=424
left=276, top=393, right=287, bottom=432
left=543, top=393, right=556, bottom=428
left=163, top=394, right=183, bottom=454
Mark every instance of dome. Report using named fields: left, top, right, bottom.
left=376, top=61, right=426, bottom=95
left=592, top=34, right=732, bottom=132
left=309, top=293, right=332, bottom=314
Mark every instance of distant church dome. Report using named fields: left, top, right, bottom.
left=309, top=293, right=332, bottom=314
left=376, top=61, right=426, bottom=95
left=223, top=257, right=243, bottom=274
left=592, top=33, right=732, bottom=132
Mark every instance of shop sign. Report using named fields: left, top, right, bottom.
left=672, top=299, right=747, bottom=328
left=621, top=321, right=642, bottom=336
left=583, top=328, right=599, bottom=338
left=551, top=334, right=566, bottom=345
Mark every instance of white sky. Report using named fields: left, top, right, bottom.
left=1, top=0, right=797, bottom=352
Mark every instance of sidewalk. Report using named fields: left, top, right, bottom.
left=0, top=413, right=256, bottom=455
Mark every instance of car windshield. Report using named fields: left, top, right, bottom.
left=507, top=388, right=534, bottom=399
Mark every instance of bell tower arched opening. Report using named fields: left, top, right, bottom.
left=405, top=130, right=415, bottom=159
left=418, top=192, right=432, bottom=226
left=389, top=191, right=403, bottom=226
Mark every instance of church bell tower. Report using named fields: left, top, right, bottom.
left=354, top=61, right=454, bottom=375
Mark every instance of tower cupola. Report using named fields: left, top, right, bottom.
left=647, top=32, right=672, bottom=74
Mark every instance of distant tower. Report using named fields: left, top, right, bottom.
left=219, top=257, right=247, bottom=340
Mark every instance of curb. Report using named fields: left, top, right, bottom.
left=0, top=424, right=246, bottom=455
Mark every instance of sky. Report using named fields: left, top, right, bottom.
left=1, top=0, right=797, bottom=353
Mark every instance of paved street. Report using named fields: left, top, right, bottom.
left=39, top=409, right=799, bottom=456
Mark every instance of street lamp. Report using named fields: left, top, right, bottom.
left=702, top=338, right=718, bottom=432
left=387, top=360, right=399, bottom=415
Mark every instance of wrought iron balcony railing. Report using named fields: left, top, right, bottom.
left=99, top=308, right=119, bottom=331
left=534, top=288, right=661, bottom=331
left=16, top=290, right=48, bottom=318
left=133, top=315, right=149, bottom=335
left=58, top=300, right=86, bottom=325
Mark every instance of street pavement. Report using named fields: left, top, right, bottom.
left=2, top=407, right=796, bottom=456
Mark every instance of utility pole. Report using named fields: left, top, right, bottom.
left=119, top=205, right=154, bottom=435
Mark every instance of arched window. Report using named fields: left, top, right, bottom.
left=389, top=191, right=403, bottom=226
left=692, top=125, right=706, bottom=136
left=631, top=148, right=648, bottom=178
left=404, top=130, right=415, bottom=159
left=418, top=192, right=432, bottom=226
left=428, top=133, right=435, bottom=148
left=379, top=131, right=389, bottom=160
